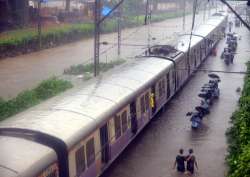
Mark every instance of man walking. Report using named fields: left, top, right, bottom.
left=173, top=149, right=186, bottom=173
left=186, top=149, right=198, bottom=175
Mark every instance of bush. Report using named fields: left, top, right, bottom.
left=64, top=60, right=126, bottom=75
left=0, top=77, right=72, bottom=121
left=34, top=77, right=72, bottom=100
left=227, top=62, right=250, bottom=177
left=0, top=11, right=190, bottom=59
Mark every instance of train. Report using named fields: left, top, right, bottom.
left=0, top=12, right=227, bottom=177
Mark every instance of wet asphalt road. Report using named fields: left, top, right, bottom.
left=101, top=20, right=250, bottom=177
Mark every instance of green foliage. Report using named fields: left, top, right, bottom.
left=0, top=11, right=190, bottom=58
left=0, top=77, right=72, bottom=121
left=226, top=62, right=250, bottom=177
left=64, top=60, right=126, bottom=75
left=34, top=77, right=73, bottom=100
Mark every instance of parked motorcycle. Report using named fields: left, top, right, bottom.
left=200, top=85, right=219, bottom=105
left=226, top=33, right=238, bottom=52
left=221, top=47, right=234, bottom=65
left=203, top=75, right=220, bottom=104
left=188, top=74, right=220, bottom=129
left=186, top=110, right=203, bottom=129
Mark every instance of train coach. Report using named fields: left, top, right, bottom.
left=0, top=12, right=227, bottom=177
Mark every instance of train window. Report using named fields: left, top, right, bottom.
left=86, top=138, right=95, bottom=167
left=172, top=71, right=175, bottom=87
left=145, top=92, right=149, bottom=110
left=121, top=111, right=128, bottom=133
left=158, top=81, right=163, bottom=97
left=75, top=146, right=86, bottom=177
left=45, top=171, right=57, bottom=177
left=162, top=80, right=165, bottom=94
left=140, top=96, right=146, bottom=114
left=114, top=115, right=121, bottom=139
left=159, top=79, right=165, bottom=97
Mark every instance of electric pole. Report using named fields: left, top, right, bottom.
left=117, top=6, right=122, bottom=57
left=216, top=0, right=218, bottom=13
left=209, top=0, right=211, bottom=17
left=203, top=1, right=206, bottom=22
left=38, top=0, right=42, bottom=49
left=183, top=0, right=186, bottom=31
left=94, top=0, right=125, bottom=77
left=145, top=0, right=151, bottom=49
left=94, top=0, right=101, bottom=77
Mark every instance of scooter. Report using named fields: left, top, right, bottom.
left=187, top=74, right=221, bottom=129
left=224, top=51, right=233, bottom=65
left=206, top=74, right=221, bottom=99
left=199, top=80, right=220, bottom=106
left=221, top=47, right=234, bottom=62
left=186, top=111, right=203, bottom=129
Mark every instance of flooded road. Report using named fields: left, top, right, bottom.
left=0, top=12, right=208, bottom=99
left=101, top=22, right=250, bottom=177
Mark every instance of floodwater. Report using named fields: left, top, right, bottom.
left=101, top=20, right=250, bottom=177
left=0, top=6, right=249, bottom=177
left=0, top=11, right=208, bottom=99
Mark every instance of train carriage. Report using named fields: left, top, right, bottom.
left=0, top=136, right=59, bottom=177
left=0, top=58, right=174, bottom=177
left=0, top=12, right=228, bottom=177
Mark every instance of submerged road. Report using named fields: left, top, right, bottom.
left=101, top=20, right=250, bottom=177
left=0, top=12, right=209, bottom=99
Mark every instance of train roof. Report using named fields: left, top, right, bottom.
left=176, top=35, right=202, bottom=52
left=0, top=136, right=56, bottom=177
left=0, top=57, right=173, bottom=149
left=176, top=13, right=227, bottom=52
left=144, top=45, right=183, bottom=61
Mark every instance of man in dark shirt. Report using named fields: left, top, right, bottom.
left=186, top=149, right=198, bottom=175
left=173, top=149, right=185, bottom=173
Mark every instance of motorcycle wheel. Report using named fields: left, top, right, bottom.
left=191, top=121, right=199, bottom=129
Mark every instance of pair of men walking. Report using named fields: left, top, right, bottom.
left=173, top=148, right=198, bottom=175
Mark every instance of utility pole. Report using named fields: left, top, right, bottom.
left=145, top=0, right=150, bottom=49
left=147, top=12, right=151, bottom=49
left=94, top=0, right=101, bottom=77
left=94, top=0, right=125, bottom=77
left=215, top=0, right=218, bottom=13
left=183, top=0, right=186, bottom=31
left=208, top=0, right=211, bottom=17
left=38, top=0, right=42, bottom=49
left=117, top=6, right=122, bottom=57
left=203, top=1, right=206, bottom=22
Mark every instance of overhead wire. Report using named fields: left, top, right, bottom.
left=187, top=0, right=199, bottom=74
left=59, top=0, right=248, bottom=81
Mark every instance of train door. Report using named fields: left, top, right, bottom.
left=200, top=45, right=203, bottom=62
left=205, top=39, right=208, bottom=56
left=166, top=73, right=171, bottom=99
left=194, top=49, right=197, bottom=67
left=130, top=101, right=138, bottom=134
left=151, top=85, right=157, bottom=114
left=100, top=124, right=110, bottom=164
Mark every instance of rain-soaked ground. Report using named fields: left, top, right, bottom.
left=101, top=20, right=250, bottom=177
left=0, top=9, right=248, bottom=177
left=0, top=10, right=211, bottom=99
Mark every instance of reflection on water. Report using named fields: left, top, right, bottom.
left=189, top=123, right=210, bottom=142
